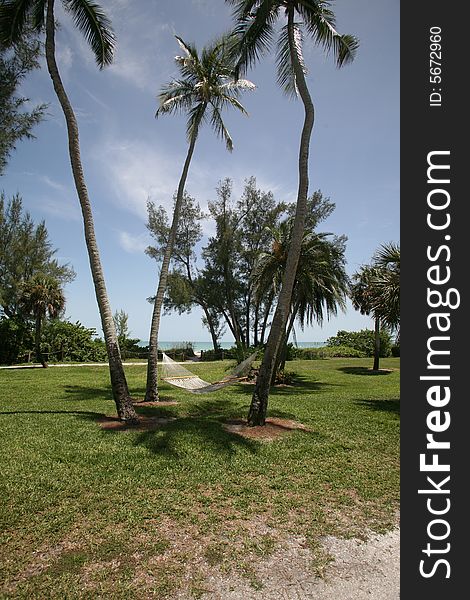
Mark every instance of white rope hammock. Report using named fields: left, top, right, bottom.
left=161, top=351, right=257, bottom=394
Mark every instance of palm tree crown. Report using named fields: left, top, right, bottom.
left=351, top=242, right=400, bottom=333
left=0, top=0, right=115, bottom=68
left=156, top=34, right=255, bottom=150
left=20, top=272, right=65, bottom=320
left=253, top=220, right=348, bottom=330
left=227, top=0, right=358, bottom=96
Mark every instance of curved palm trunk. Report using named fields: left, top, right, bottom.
left=373, top=317, right=381, bottom=370
left=248, top=8, right=314, bottom=425
left=145, top=135, right=198, bottom=402
left=45, top=0, right=137, bottom=423
left=276, top=302, right=299, bottom=376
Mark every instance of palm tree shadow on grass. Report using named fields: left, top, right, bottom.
left=234, top=375, right=342, bottom=398
left=338, top=367, right=395, bottom=376
left=354, top=398, right=400, bottom=415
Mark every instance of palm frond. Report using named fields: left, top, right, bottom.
left=156, top=80, right=196, bottom=117
left=210, top=104, right=233, bottom=151
left=185, top=102, right=207, bottom=143
left=276, top=22, right=306, bottom=97
left=31, top=0, right=47, bottom=30
left=230, top=0, right=281, bottom=76
left=157, top=34, right=253, bottom=147
left=220, top=78, right=256, bottom=92
left=298, top=1, right=358, bottom=67
left=64, top=0, right=115, bottom=68
left=0, top=0, right=33, bottom=45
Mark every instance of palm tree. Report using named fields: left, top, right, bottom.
left=227, top=0, right=358, bottom=424
left=20, top=273, right=64, bottom=367
left=0, top=0, right=138, bottom=422
left=253, top=220, right=348, bottom=375
left=145, top=34, right=254, bottom=402
left=371, top=242, right=400, bottom=335
left=350, top=264, right=382, bottom=370
left=350, top=242, right=400, bottom=370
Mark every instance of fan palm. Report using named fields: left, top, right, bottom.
left=350, top=264, right=382, bottom=370
left=253, top=221, right=348, bottom=374
left=371, top=242, right=400, bottom=334
left=226, top=0, right=358, bottom=425
left=0, top=0, right=137, bottom=422
left=350, top=243, right=400, bottom=370
left=145, top=34, right=254, bottom=402
left=20, top=273, right=64, bottom=367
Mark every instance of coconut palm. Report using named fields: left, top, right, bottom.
left=226, top=0, right=358, bottom=424
left=0, top=0, right=137, bottom=422
left=20, top=273, right=64, bottom=367
left=145, top=34, right=254, bottom=402
left=253, top=220, right=348, bottom=374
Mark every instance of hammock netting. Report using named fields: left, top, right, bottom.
left=161, top=351, right=257, bottom=393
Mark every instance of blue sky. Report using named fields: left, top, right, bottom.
left=1, top=0, right=399, bottom=343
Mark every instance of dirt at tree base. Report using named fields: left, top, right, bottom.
left=222, top=418, right=310, bottom=441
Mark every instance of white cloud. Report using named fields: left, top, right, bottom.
left=118, top=231, right=150, bottom=254
left=40, top=175, right=67, bottom=192
left=95, top=137, right=221, bottom=222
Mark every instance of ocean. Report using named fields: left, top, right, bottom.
left=139, top=341, right=326, bottom=351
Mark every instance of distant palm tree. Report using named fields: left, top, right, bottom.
left=253, top=220, right=348, bottom=374
left=0, top=0, right=138, bottom=422
left=20, top=273, right=64, bottom=367
left=145, top=34, right=254, bottom=402
left=371, top=242, right=400, bottom=335
left=227, top=0, right=358, bottom=424
left=350, top=264, right=382, bottom=370
left=350, top=243, right=400, bottom=370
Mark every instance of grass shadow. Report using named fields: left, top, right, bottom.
left=234, top=375, right=341, bottom=398
left=354, top=398, right=400, bottom=415
left=0, top=409, right=106, bottom=420
left=129, top=415, right=260, bottom=459
left=338, top=367, right=394, bottom=376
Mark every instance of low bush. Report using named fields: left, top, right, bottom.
left=41, top=320, right=107, bottom=362
left=322, top=345, right=366, bottom=358
left=326, top=329, right=392, bottom=358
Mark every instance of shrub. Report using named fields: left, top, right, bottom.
left=41, top=320, right=107, bottom=362
left=290, top=347, right=326, bottom=360
left=0, top=317, right=33, bottom=364
left=391, top=344, right=400, bottom=357
left=322, top=345, right=366, bottom=358
left=274, top=369, right=296, bottom=385
left=160, top=342, right=195, bottom=360
left=326, top=329, right=392, bottom=357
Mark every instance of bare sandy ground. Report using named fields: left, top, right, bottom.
left=191, top=527, right=400, bottom=600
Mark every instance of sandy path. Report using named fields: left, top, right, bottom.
left=192, top=528, right=399, bottom=600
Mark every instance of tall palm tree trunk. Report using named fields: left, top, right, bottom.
left=145, top=135, right=197, bottom=402
left=45, top=0, right=137, bottom=423
left=248, top=7, right=314, bottom=425
left=373, top=317, right=381, bottom=370
left=275, top=302, right=299, bottom=376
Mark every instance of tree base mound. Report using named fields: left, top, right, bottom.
left=222, top=417, right=309, bottom=441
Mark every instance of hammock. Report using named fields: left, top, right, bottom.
left=161, top=350, right=257, bottom=393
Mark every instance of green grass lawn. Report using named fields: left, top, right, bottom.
left=0, top=358, right=399, bottom=598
